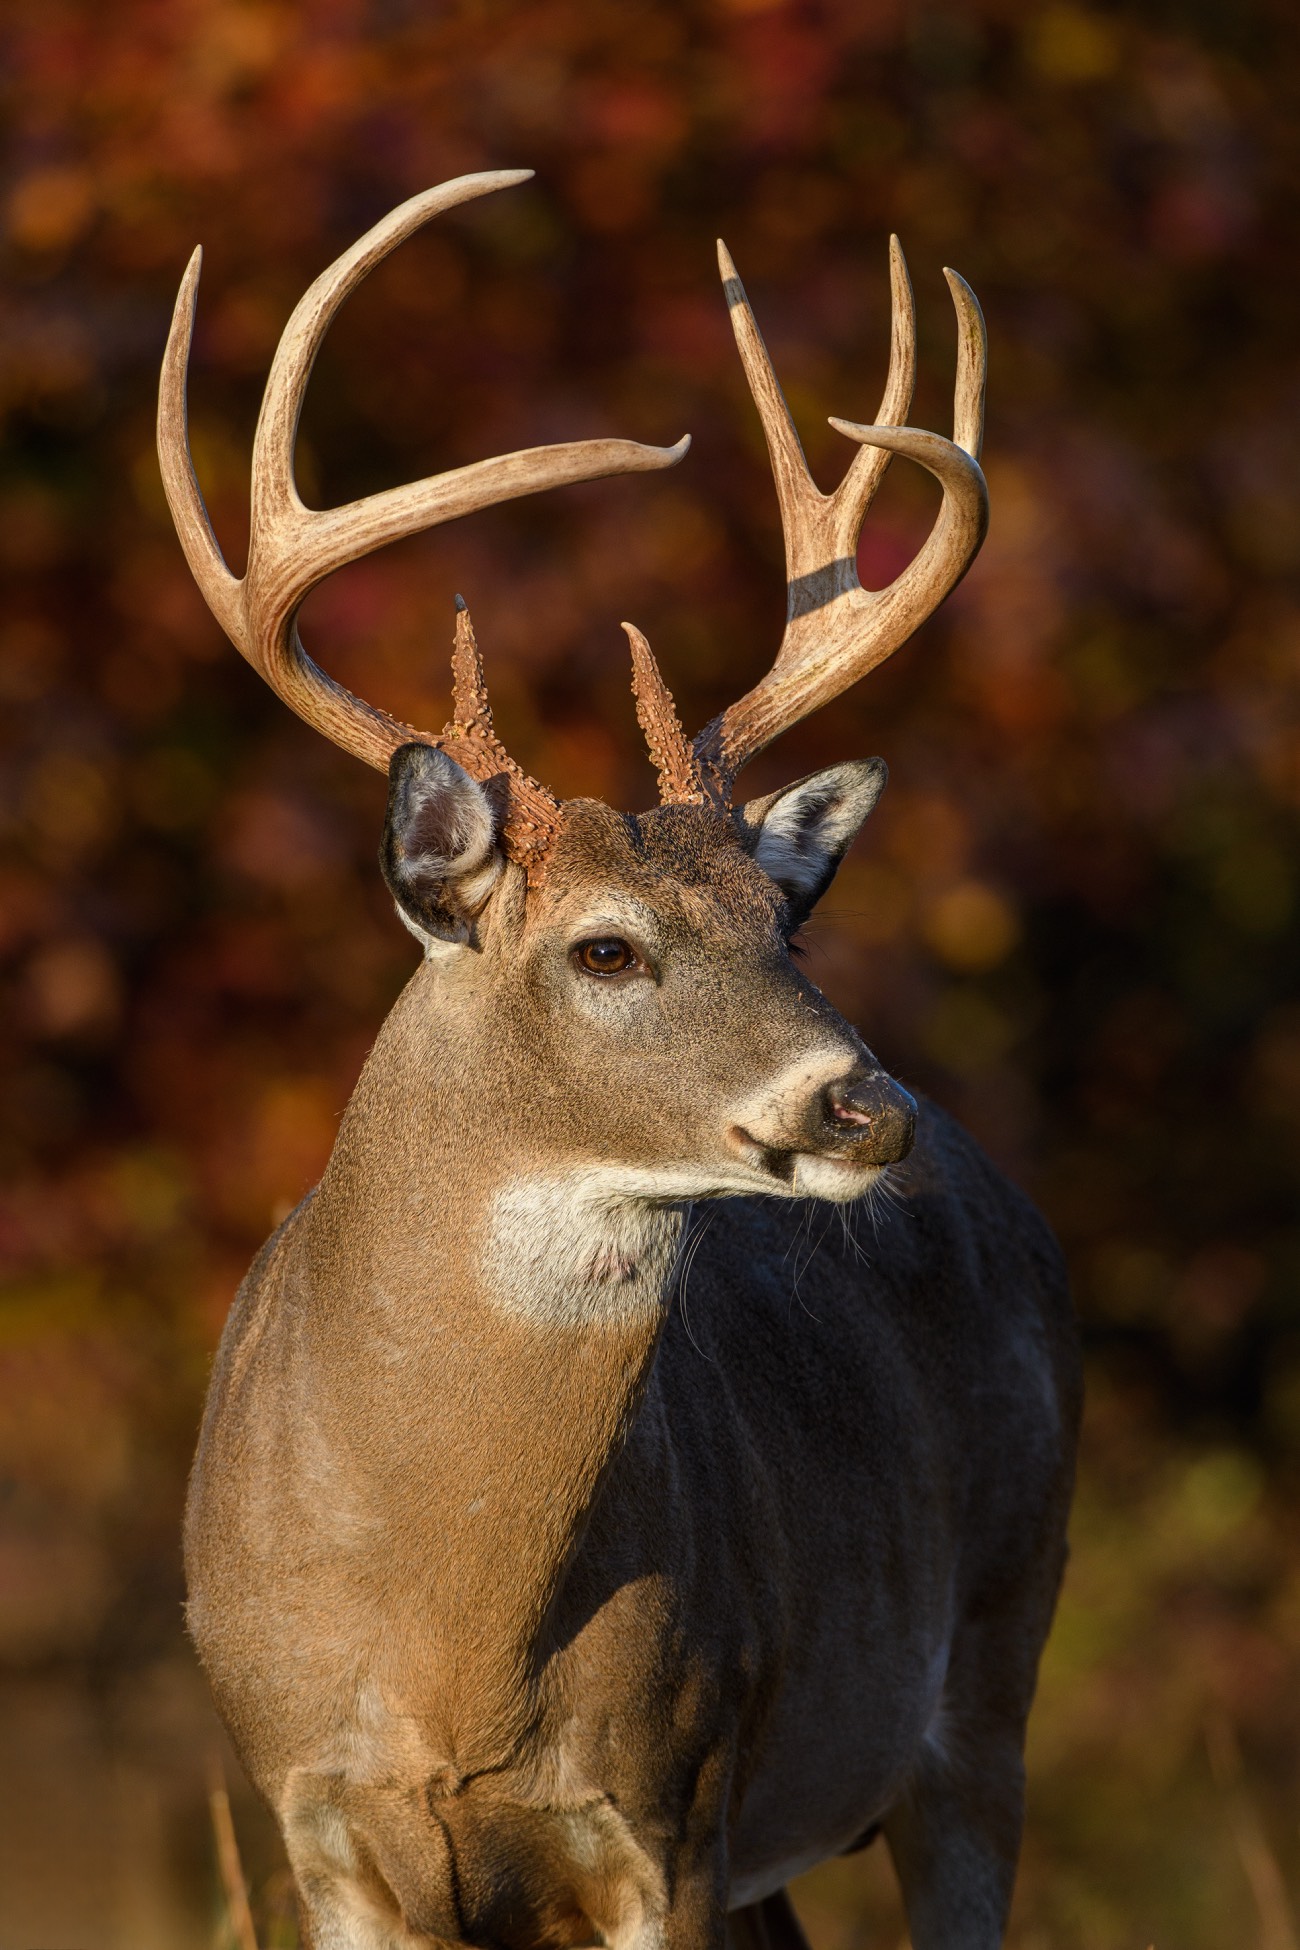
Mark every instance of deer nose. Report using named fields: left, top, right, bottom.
left=823, top=1069, right=917, bottom=1164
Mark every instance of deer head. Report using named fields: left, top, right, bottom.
left=158, top=171, right=987, bottom=1210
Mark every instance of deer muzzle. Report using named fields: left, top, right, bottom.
left=728, top=1058, right=917, bottom=1186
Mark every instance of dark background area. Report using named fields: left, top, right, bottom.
left=1, top=2, right=1298, bottom=1944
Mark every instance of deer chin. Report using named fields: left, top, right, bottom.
left=789, top=1152, right=887, bottom=1203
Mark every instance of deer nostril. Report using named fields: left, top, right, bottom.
left=824, top=1071, right=917, bottom=1162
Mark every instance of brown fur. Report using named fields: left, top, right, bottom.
left=185, top=798, right=1080, bottom=1950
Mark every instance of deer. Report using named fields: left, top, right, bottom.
left=159, top=171, right=1080, bottom=1950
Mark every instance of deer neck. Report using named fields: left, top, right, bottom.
left=298, top=965, right=685, bottom=1771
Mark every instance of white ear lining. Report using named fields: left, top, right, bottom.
left=456, top=849, right=505, bottom=913
left=746, top=761, right=887, bottom=905
left=404, top=767, right=497, bottom=877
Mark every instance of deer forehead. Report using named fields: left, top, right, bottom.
left=527, top=800, right=785, bottom=943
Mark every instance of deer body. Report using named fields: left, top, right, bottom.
left=162, top=177, right=1080, bottom=1948
left=185, top=809, right=1077, bottom=1950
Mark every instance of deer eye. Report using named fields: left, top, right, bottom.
left=573, top=937, right=639, bottom=978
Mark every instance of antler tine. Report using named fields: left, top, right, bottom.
left=158, top=247, right=242, bottom=647
left=157, top=172, right=691, bottom=809
left=250, top=174, right=691, bottom=634
left=945, top=264, right=987, bottom=458
left=835, top=235, right=917, bottom=534
left=250, top=175, right=537, bottom=532
left=623, top=622, right=707, bottom=806
left=715, top=239, right=809, bottom=548
left=692, top=245, right=988, bottom=800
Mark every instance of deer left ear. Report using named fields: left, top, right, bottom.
left=739, top=759, right=887, bottom=920
left=381, top=743, right=504, bottom=950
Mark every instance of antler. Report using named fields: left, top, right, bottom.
left=689, top=235, right=988, bottom=804
left=623, top=622, right=708, bottom=807
left=157, top=171, right=689, bottom=874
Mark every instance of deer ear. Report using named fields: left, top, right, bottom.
left=739, top=759, right=887, bottom=920
left=380, top=743, right=504, bottom=948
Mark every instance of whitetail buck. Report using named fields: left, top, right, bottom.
left=160, top=172, right=1080, bottom=1950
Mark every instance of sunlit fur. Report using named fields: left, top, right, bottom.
left=185, top=784, right=1081, bottom=1950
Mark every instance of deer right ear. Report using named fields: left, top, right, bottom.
left=738, top=759, right=887, bottom=922
left=380, top=744, right=504, bottom=949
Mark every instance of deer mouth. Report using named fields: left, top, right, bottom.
left=728, top=1125, right=798, bottom=1184
left=727, top=1124, right=887, bottom=1196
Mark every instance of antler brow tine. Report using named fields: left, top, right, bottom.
left=691, top=239, right=988, bottom=804
left=157, top=171, right=690, bottom=870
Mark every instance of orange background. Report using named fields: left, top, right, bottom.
left=1, top=2, right=1298, bottom=1944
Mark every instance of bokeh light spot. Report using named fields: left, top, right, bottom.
left=922, top=880, right=1020, bottom=972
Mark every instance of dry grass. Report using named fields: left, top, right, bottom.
left=1206, top=1713, right=1299, bottom=1950
left=209, top=1762, right=260, bottom=1950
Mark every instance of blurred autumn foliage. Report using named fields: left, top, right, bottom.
left=2, top=0, right=1299, bottom=1945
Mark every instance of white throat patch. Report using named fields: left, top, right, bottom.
left=482, top=1170, right=711, bottom=1325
